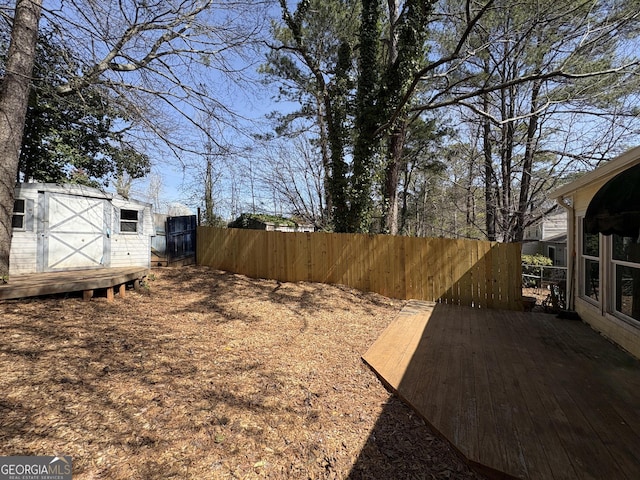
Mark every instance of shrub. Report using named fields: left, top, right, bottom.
left=228, top=213, right=297, bottom=229
left=522, top=254, right=553, bottom=287
left=522, top=254, right=553, bottom=267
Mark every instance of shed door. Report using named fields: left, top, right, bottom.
left=39, top=192, right=110, bottom=272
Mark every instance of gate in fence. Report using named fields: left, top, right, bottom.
left=152, top=215, right=197, bottom=266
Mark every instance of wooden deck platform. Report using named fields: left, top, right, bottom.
left=363, top=301, right=640, bottom=479
left=0, top=267, right=149, bottom=301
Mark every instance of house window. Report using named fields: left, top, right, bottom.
left=581, top=218, right=600, bottom=303
left=120, top=209, right=139, bottom=233
left=612, top=234, right=640, bottom=322
left=12, top=199, right=25, bottom=229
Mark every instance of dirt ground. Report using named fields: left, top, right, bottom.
left=522, top=286, right=553, bottom=311
left=0, top=266, right=484, bottom=479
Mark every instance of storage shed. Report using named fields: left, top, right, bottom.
left=10, top=183, right=153, bottom=275
left=551, top=146, right=640, bottom=359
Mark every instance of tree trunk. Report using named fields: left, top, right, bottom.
left=316, top=95, right=333, bottom=228
left=498, top=82, right=515, bottom=241
left=349, top=0, right=381, bottom=233
left=482, top=97, right=496, bottom=241
left=325, top=42, right=351, bottom=232
left=204, top=154, right=214, bottom=226
left=0, top=0, right=43, bottom=282
left=399, top=156, right=413, bottom=235
left=465, top=149, right=476, bottom=230
left=383, top=122, right=406, bottom=234
left=381, top=0, right=401, bottom=235
left=514, top=79, right=542, bottom=242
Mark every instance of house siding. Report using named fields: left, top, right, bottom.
left=576, top=298, right=640, bottom=359
left=554, top=150, right=640, bottom=360
left=522, top=212, right=568, bottom=266
left=540, top=213, right=567, bottom=240
left=574, top=181, right=640, bottom=359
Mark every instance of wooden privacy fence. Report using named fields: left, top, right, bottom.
left=197, top=227, right=523, bottom=310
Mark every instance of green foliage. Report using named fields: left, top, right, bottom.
left=228, top=213, right=297, bottom=229
left=264, top=0, right=442, bottom=234
left=522, top=254, right=553, bottom=286
left=263, top=0, right=360, bottom=231
left=326, top=39, right=352, bottom=230
left=4, top=32, right=150, bottom=186
left=349, top=0, right=435, bottom=233
left=398, top=119, right=459, bottom=236
left=262, top=0, right=360, bottom=137
left=522, top=254, right=553, bottom=267
left=348, top=0, right=383, bottom=233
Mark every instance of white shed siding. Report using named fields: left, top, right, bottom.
left=9, top=185, right=40, bottom=275
left=110, top=237, right=151, bottom=267
left=9, top=234, right=38, bottom=275
left=110, top=198, right=153, bottom=268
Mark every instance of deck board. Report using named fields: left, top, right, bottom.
left=0, top=267, right=149, bottom=300
left=362, top=301, right=640, bottom=480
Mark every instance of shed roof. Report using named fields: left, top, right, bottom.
left=15, top=182, right=151, bottom=208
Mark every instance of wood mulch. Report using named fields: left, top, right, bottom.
left=0, top=265, right=485, bottom=479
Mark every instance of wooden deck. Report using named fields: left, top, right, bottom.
left=363, top=301, right=640, bottom=479
left=0, top=267, right=149, bottom=301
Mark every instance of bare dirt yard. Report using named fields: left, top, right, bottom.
left=0, top=266, right=484, bottom=479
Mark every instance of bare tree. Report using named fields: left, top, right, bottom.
left=433, top=0, right=640, bottom=241
left=256, top=136, right=328, bottom=228
left=145, top=172, right=165, bottom=214
left=41, top=0, right=269, bottom=154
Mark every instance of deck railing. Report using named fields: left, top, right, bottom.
left=197, top=227, right=523, bottom=310
left=522, top=264, right=567, bottom=288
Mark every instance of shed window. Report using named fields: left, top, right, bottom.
left=580, top=218, right=600, bottom=304
left=120, top=209, right=139, bottom=233
left=12, top=199, right=25, bottom=229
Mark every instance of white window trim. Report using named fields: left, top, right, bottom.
left=12, top=198, right=26, bottom=231
left=120, top=208, right=140, bottom=234
left=579, top=216, right=600, bottom=306
left=610, top=237, right=640, bottom=327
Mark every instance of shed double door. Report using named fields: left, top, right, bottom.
left=38, top=192, right=111, bottom=272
